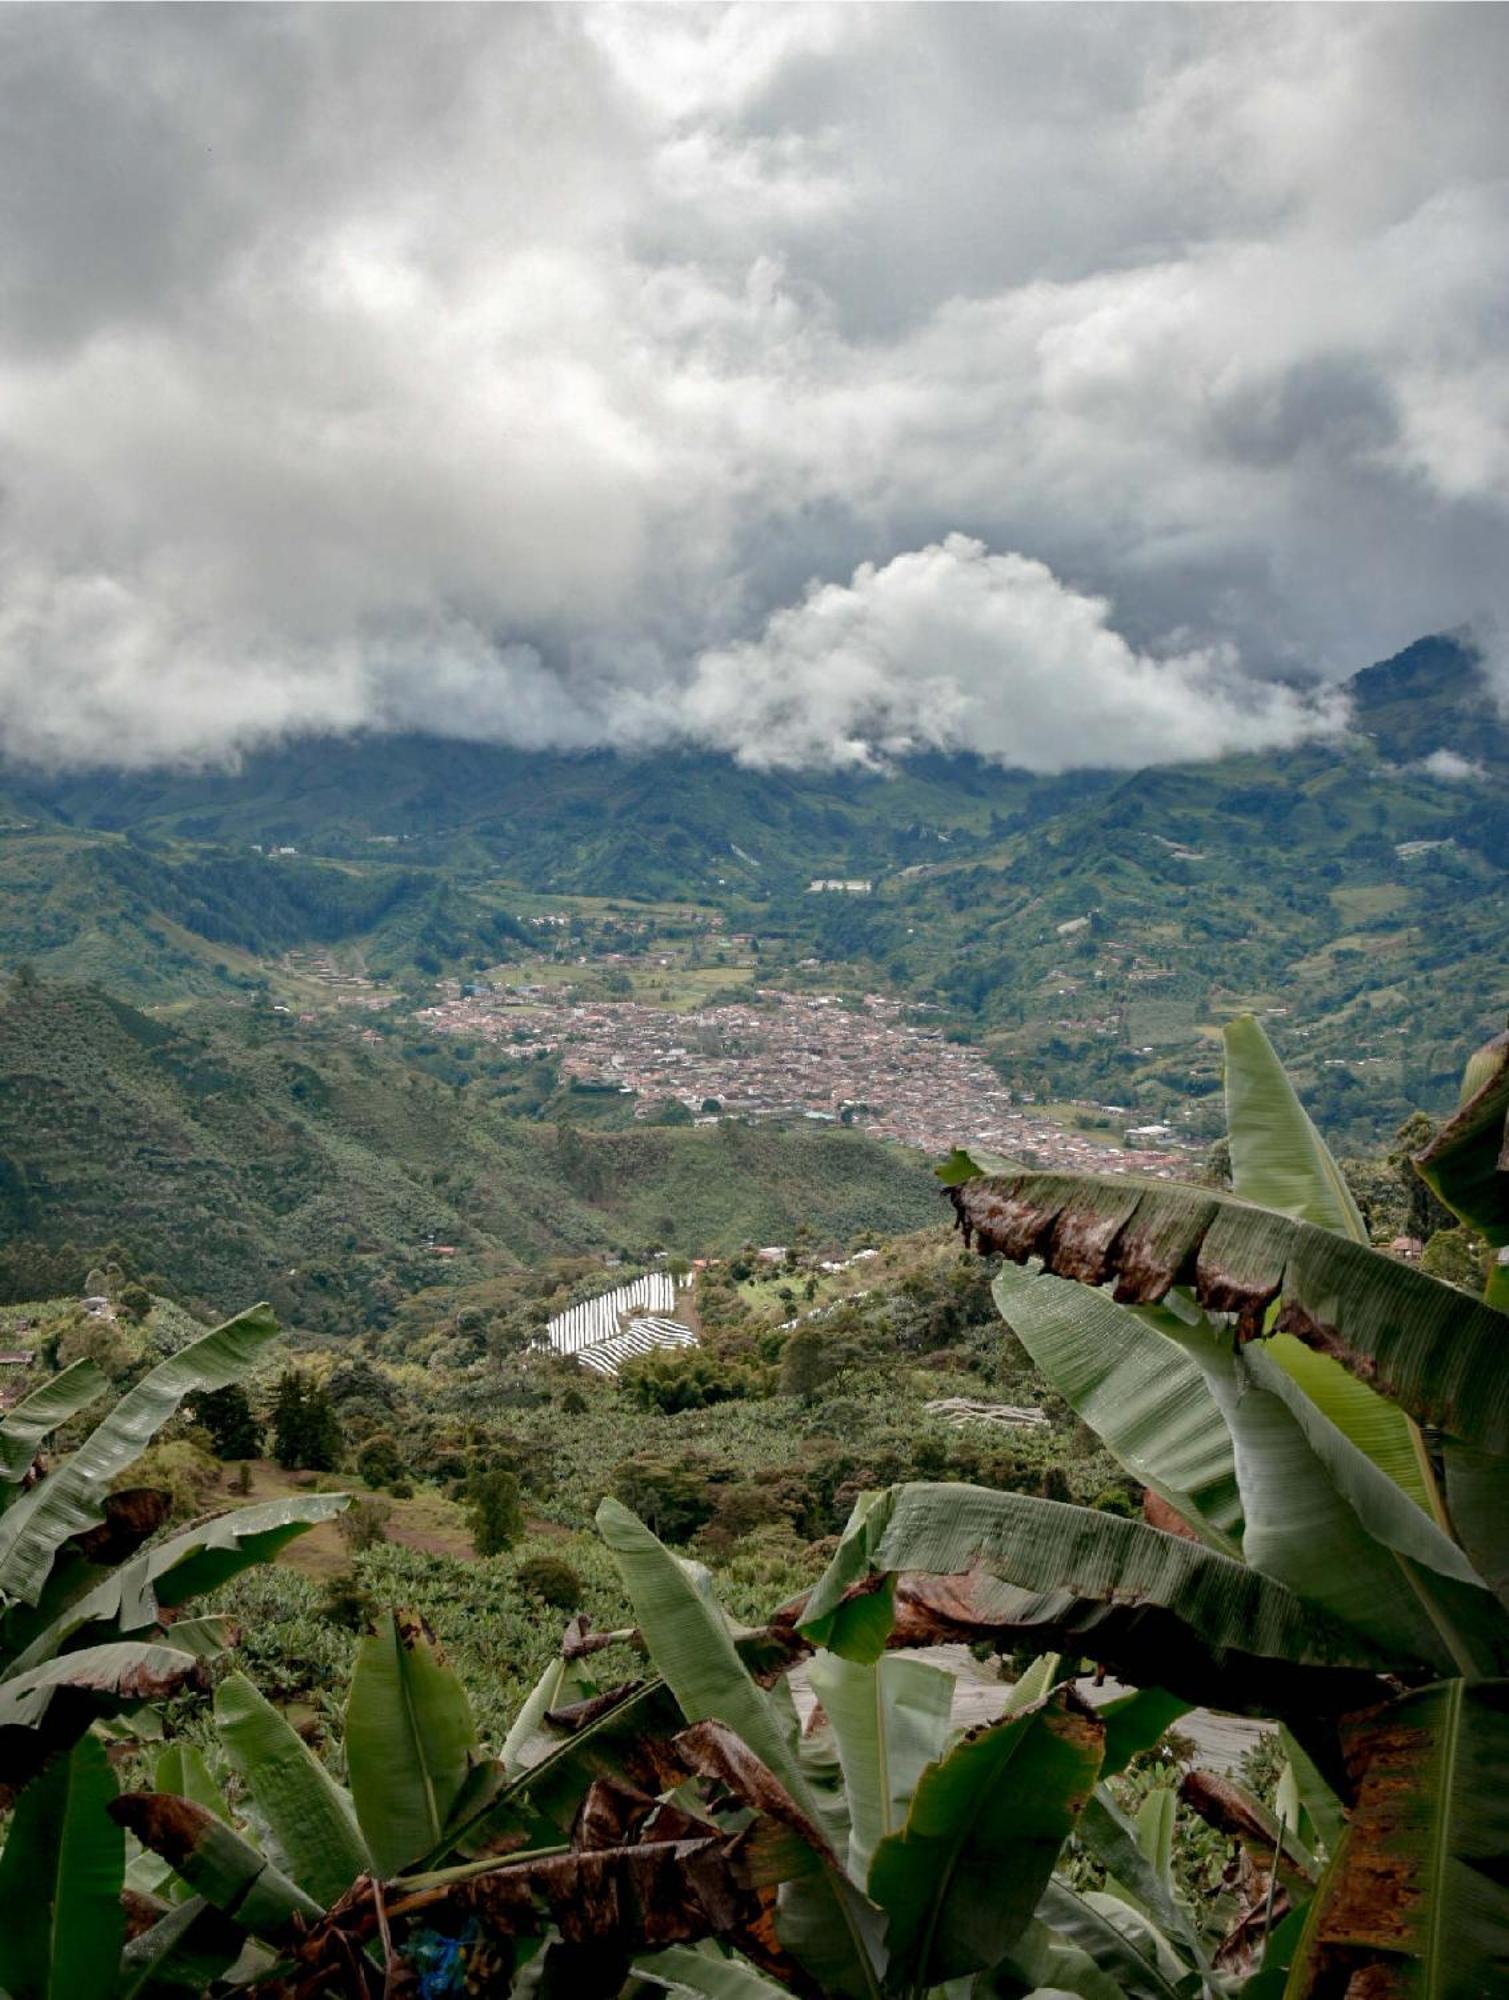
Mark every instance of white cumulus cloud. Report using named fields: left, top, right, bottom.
left=685, top=538, right=1348, bottom=771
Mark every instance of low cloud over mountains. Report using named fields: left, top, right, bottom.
left=2, top=6, right=1506, bottom=769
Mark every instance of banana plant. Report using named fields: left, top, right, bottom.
left=0, top=1303, right=346, bottom=1998
left=928, top=1013, right=1509, bottom=1997
left=116, top=1517, right=1154, bottom=1999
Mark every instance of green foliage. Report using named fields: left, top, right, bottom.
left=271, top=1370, right=342, bottom=1471
left=187, top=1382, right=260, bottom=1461
left=355, top=1430, right=406, bottom=1486
left=514, top=1554, right=583, bottom=1611
left=777, top=1321, right=836, bottom=1401
left=467, top=1468, right=524, bottom=1556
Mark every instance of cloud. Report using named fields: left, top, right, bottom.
left=685, top=537, right=1347, bottom=771
left=1417, top=748, right=1486, bottom=783
left=0, top=5, right=1506, bottom=769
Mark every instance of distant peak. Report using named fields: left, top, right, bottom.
left=1346, top=633, right=1481, bottom=710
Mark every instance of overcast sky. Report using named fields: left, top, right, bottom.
left=2, top=3, right=1505, bottom=772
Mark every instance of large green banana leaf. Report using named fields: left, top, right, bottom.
left=214, top=1671, right=368, bottom=1907
left=344, top=1609, right=478, bottom=1879
left=5, top=1492, right=348, bottom=1674
left=596, top=1498, right=886, bottom=1999
left=1223, top=1017, right=1447, bottom=1517
left=1416, top=1027, right=1509, bottom=1309
left=1034, top=1880, right=1190, bottom=2000
left=597, top=1499, right=821, bottom=1824
left=801, top=1482, right=1387, bottom=1673
left=0, top=1360, right=107, bottom=1487
left=1149, top=1304, right=1505, bottom=1675
left=950, top=1171, right=1509, bottom=1451
left=1223, top=1014, right=1369, bottom=1239
left=1078, top=1788, right=1206, bottom=1973
left=0, top=1304, right=283, bottom=1606
left=991, top=1263, right=1242, bottom=1552
left=1259, top=1333, right=1440, bottom=1519
left=0, top=1735, right=123, bottom=2000
left=1286, top=1678, right=1509, bottom=1998
left=806, top=1647, right=954, bottom=1890
left=866, top=1685, right=1104, bottom=1990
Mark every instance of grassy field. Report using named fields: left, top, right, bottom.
left=223, top=1459, right=478, bottom=1580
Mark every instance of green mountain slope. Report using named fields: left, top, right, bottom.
left=0, top=981, right=939, bottom=1328
left=0, top=634, right=1503, bottom=1143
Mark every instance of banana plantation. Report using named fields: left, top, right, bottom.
left=1, top=1012, right=1507, bottom=1997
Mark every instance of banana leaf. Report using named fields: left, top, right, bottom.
left=596, top=1498, right=886, bottom=1999
left=1416, top=1027, right=1509, bottom=1309
left=634, top=1941, right=791, bottom=1995
left=978, top=1914, right=1128, bottom=1999
left=866, top=1686, right=1104, bottom=1990
left=992, top=1264, right=1242, bottom=1552
left=1224, top=1013, right=1452, bottom=1518
left=5, top=1492, right=348, bottom=1674
left=1223, top=1015, right=1369, bottom=1240
left=951, top=1171, right=1509, bottom=1451
left=0, top=1641, right=206, bottom=1803
left=1149, top=1306, right=1505, bottom=1676
left=0, top=1304, right=283, bottom=1606
left=1259, top=1333, right=1441, bottom=1519
left=1097, top=1687, right=1192, bottom=1779
left=1441, top=1441, right=1509, bottom=1608
left=0, top=1360, right=107, bottom=1485
left=1034, top=1880, right=1189, bottom=2000
left=116, top=1896, right=250, bottom=2000
left=156, top=1741, right=233, bottom=1825
left=344, top=1608, right=477, bottom=1879
left=799, top=1483, right=1392, bottom=1699
left=1079, top=1789, right=1203, bottom=1971
left=0, top=1734, right=123, bottom=2000
left=805, top=1647, right=953, bottom=1889
left=1276, top=1725, right=1344, bottom=1859
left=108, top=1793, right=322, bottom=1943
left=1286, top=1677, right=1509, bottom=1998
left=214, top=1671, right=368, bottom=1906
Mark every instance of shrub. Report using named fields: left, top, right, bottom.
left=356, top=1432, right=406, bottom=1487
left=338, top=1497, right=393, bottom=1552
left=468, top=1468, right=524, bottom=1556
left=320, top=1570, right=377, bottom=1632
left=515, top=1554, right=583, bottom=1610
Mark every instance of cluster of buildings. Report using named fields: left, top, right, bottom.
left=419, top=987, right=1188, bottom=1174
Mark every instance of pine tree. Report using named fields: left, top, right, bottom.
left=271, top=1370, right=343, bottom=1471
left=191, top=1384, right=262, bottom=1461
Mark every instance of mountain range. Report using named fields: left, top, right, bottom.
left=1, top=633, right=1504, bottom=1154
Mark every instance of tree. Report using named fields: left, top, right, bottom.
left=778, top=1321, right=836, bottom=1402
left=190, top=1383, right=262, bottom=1461
left=467, top=1467, right=524, bottom=1555
left=355, top=1432, right=406, bottom=1488
left=271, top=1370, right=343, bottom=1471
